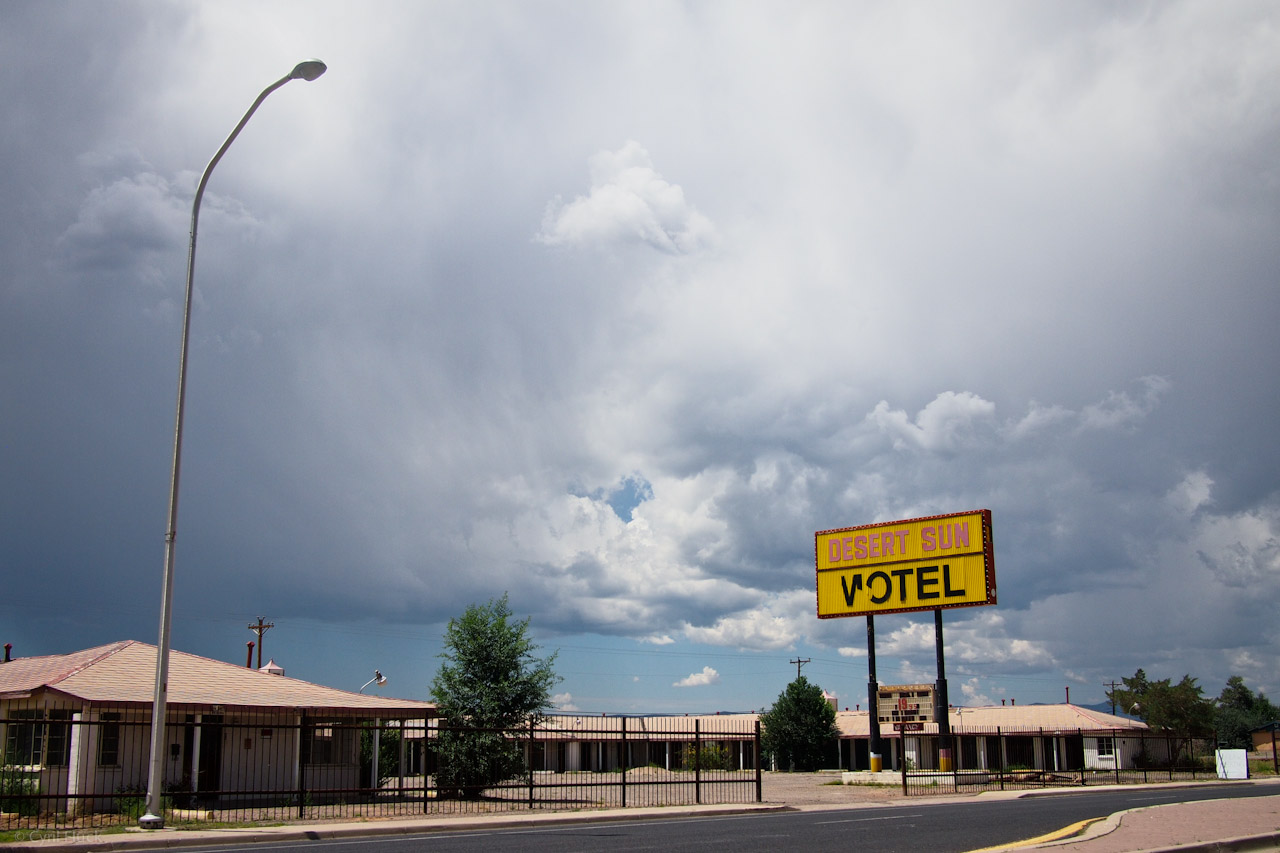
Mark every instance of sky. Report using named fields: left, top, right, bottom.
left=3, top=1, right=1278, bottom=716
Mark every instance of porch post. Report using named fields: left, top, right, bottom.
left=66, top=711, right=91, bottom=815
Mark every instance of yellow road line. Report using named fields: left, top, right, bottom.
left=963, top=817, right=1106, bottom=852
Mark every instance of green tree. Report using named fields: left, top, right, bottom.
left=759, top=676, right=839, bottom=772
left=430, top=594, right=559, bottom=798
left=359, top=725, right=402, bottom=789
left=1215, top=675, right=1280, bottom=750
left=1108, top=669, right=1215, bottom=764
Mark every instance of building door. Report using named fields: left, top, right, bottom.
left=1065, top=735, right=1085, bottom=770
left=197, top=715, right=223, bottom=800
left=960, top=736, right=979, bottom=769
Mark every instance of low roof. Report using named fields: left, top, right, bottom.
left=0, top=641, right=435, bottom=715
left=834, top=704, right=1148, bottom=738
left=532, top=713, right=758, bottom=739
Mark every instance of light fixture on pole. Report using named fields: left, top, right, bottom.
left=359, top=670, right=388, bottom=794
left=140, top=59, right=327, bottom=830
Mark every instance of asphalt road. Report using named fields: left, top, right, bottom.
left=174, top=783, right=1280, bottom=853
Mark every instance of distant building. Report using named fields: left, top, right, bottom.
left=1251, top=721, right=1279, bottom=755
left=834, top=703, right=1150, bottom=772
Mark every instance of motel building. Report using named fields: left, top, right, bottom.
left=0, top=641, right=436, bottom=814
left=832, top=702, right=1151, bottom=774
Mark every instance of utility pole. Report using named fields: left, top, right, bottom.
left=789, top=658, right=810, bottom=680
left=1103, top=681, right=1122, bottom=715
left=248, top=617, right=274, bottom=669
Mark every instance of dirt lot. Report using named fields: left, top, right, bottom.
left=761, top=772, right=903, bottom=806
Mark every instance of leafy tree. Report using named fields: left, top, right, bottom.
left=1107, top=669, right=1214, bottom=733
left=1107, top=669, right=1215, bottom=764
left=760, top=676, right=840, bottom=772
left=359, top=725, right=402, bottom=788
left=1215, top=675, right=1280, bottom=750
left=430, top=594, right=559, bottom=798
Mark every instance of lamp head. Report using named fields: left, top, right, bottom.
left=290, top=60, right=327, bottom=82
left=374, top=670, right=386, bottom=686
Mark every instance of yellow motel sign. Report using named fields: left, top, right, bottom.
left=815, top=509, right=995, bottom=619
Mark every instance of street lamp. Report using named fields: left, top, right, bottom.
left=140, top=59, right=327, bottom=830
left=360, top=670, right=388, bottom=693
left=358, top=671, right=387, bottom=793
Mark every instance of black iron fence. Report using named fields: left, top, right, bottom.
left=0, top=707, right=760, bottom=829
left=900, top=726, right=1220, bottom=795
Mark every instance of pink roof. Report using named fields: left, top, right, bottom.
left=0, top=641, right=435, bottom=714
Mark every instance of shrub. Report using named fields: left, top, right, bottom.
left=0, top=769, right=38, bottom=816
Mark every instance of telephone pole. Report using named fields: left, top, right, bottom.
left=248, top=617, right=274, bottom=669
left=789, top=657, right=810, bottom=680
left=1103, top=680, right=1122, bottom=715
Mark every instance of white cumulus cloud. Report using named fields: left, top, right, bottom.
left=673, top=666, right=720, bottom=688
left=537, top=141, right=715, bottom=253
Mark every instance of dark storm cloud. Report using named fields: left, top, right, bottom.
left=3, top=1, right=1278, bottom=708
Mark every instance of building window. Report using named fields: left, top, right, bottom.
left=4, top=710, right=43, bottom=765
left=2, top=710, right=70, bottom=767
left=304, top=722, right=346, bottom=765
left=45, top=710, right=71, bottom=767
left=1096, top=737, right=1115, bottom=758
left=98, top=713, right=121, bottom=767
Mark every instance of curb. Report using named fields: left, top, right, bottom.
left=5, top=804, right=793, bottom=853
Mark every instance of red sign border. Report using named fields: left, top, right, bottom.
left=814, top=509, right=996, bottom=619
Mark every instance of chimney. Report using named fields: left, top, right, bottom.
left=1011, top=698, right=1016, bottom=706
left=246, top=641, right=255, bottom=668
left=1001, top=699, right=1005, bottom=706
left=3, top=643, right=10, bottom=663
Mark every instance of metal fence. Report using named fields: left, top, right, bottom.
left=0, top=707, right=760, bottom=829
left=900, top=727, right=1220, bottom=795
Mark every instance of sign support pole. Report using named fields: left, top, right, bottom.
left=867, top=614, right=882, bottom=772
left=934, top=608, right=952, bottom=772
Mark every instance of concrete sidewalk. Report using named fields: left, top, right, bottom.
left=1018, top=785, right=1280, bottom=852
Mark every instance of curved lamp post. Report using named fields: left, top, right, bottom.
left=358, top=671, right=387, bottom=793
left=140, top=60, right=327, bottom=830
left=359, top=670, right=388, bottom=693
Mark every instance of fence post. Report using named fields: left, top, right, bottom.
left=423, top=714, right=433, bottom=814
left=528, top=717, right=536, bottom=809
left=1078, top=729, right=1086, bottom=786
left=297, top=712, right=307, bottom=820
left=754, top=720, right=762, bottom=803
left=620, top=716, right=627, bottom=809
left=998, top=727, right=1004, bottom=792
left=952, top=728, right=960, bottom=791
left=1272, top=726, right=1277, bottom=777
left=694, top=718, right=702, bottom=805
left=1114, top=730, right=1121, bottom=785
left=899, top=735, right=907, bottom=795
